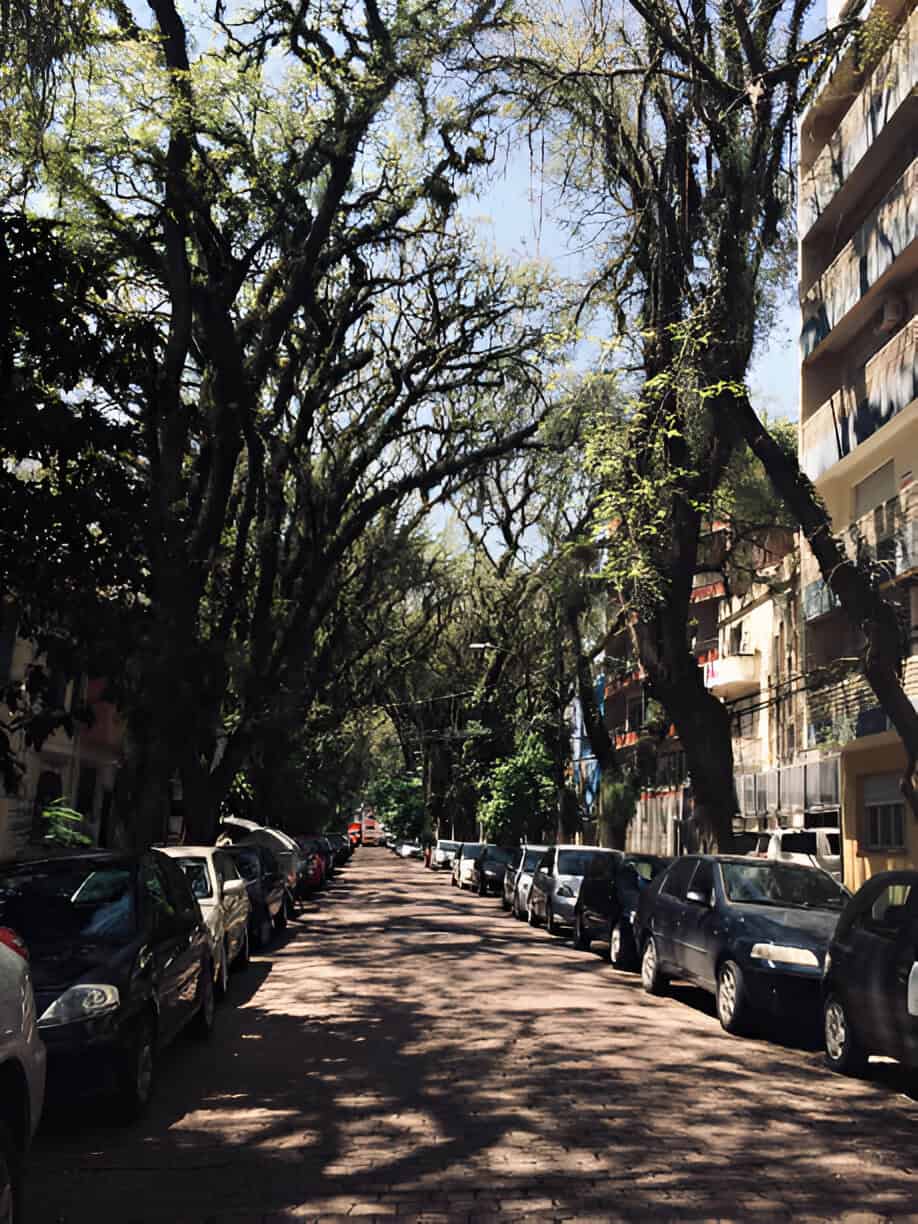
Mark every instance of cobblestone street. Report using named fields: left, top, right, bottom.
left=29, top=849, right=918, bottom=1222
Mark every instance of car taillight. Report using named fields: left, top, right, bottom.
left=0, top=927, right=29, bottom=960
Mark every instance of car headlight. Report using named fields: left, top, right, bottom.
left=39, top=984, right=120, bottom=1028
left=750, top=943, right=819, bottom=968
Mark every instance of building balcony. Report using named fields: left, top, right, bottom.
left=801, top=158, right=918, bottom=361
left=702, top=653, right=760, bottom=700
left=801, top=319, right=918, bottom=481
left=799, top=7, right=918, bottom=244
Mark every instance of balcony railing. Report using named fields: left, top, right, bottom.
left=799, top=7, right=918, bottom=240
left=801, top=319, right=918, bottom=480
left=703, top=653, right=760, bottom=700
left=801, top=158, right=918, bottom=360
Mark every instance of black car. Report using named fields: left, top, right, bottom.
left=0, top=851, right=215, bottom=1116
left=823, top=870, right=918, bottom=1076
left=574, top=852, right=671, bottom=966
left=326, top=834, right=351, bottom=867
left=635, top=855, right=848, bottom=1034
left=224, top=844, right=287, bottom=948
left=468, top=846, right=517, bottom=897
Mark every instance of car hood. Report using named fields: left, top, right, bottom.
left=28, top=938, right=135, bottom=1008
left=733, top=904, right=840, bottom=946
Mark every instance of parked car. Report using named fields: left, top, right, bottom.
left=749, top=827, right=842, bottom=880
left=396, top=841, right=423, bottom=859
left=636, top=855, right=848, bottom=1034
left=502, top=845, right=548, bottom=918
left=223, top=844, right=286, bottom=949
left=0, top=851, right=215, bottom=1117
left=0, top=926, right=46, bottom=1222
left=347, top=822, right=363, bottom=848
left=219, top=817, right=304, bottom=913
left=823, top=870, right=918, bottom=1076
left=431, top=840, right=460, bottom=870
left=575, top=852, right=671, bottom=966
left=452, top=843, right=484, bottom=889
left=326, top=834, right=351, bottom=867
left=528, top=845, right=618, bottom=933
left=468, top=846, right=517, bottom=897
left=292, top=836, right=326, bottom=894
left=156, top=847, right=250, bottom=996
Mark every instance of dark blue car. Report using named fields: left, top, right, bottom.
left=574, top=851, right=671, bottom=966
left=635, top=854, right=848, bottom=1034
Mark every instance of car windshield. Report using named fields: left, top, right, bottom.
left=721, top=861, right=847, bottom=909
left=484, top=848, right=515, bottom=865
left=558, top=849, right=613, bottom=877
left=523, top=850, right=543, bottom=870
left=780, top=832, right=818, bottom=855
left=624, top=857, right=667, bottom=881
left=174, top=857, right=213, bottom=900
left=461, top=844, right=483, bottom=858
left=437, top=841, right=459, bottom=852
left=0, top=861, right=137, bottom=944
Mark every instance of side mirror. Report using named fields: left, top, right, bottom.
left=686, top=889, right=712, bottom=907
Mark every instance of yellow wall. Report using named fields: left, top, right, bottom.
left=840, top=736, right=918, bottom=889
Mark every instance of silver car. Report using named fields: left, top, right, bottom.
left=0, top=927, right=46, bottom=1222
left=503, top=845, right=548, bottom=919
left=528, top=845, right=618, bottom=934
left=432, top=840, right=459, bottom=870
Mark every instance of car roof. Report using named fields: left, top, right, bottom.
left=157, top=845, right=220, bottom=858
left=554, top=844, right=615, bottom=852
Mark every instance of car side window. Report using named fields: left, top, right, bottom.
left=661, top=857, right=697, bottom=901
left=141, top=859, right=179, bottom=933
left=854, top=883, right=913, bottom=939
left=159, top=855, right=200, bottom=924
left=689, top=860, right=714, bottom=898
left=542, top=849, right=555, bottom=873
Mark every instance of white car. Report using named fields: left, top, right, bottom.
left=431, top=840, right=459, bottom=870
left=157, top=847, right=251, bottom=995
left=396, top=841, right=423, bottom=859
left=0, top=927, right=46, bottom=1223
left=749, top=828, right=842, bottom=881
left=452, top=843, right=484, bottom=889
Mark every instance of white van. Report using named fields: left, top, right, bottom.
left=749, top=828, right=842, bottom=881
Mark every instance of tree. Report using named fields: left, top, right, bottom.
left=491, top=0, right=910, bottom=846
left=2, top=0, right=570, bottom=845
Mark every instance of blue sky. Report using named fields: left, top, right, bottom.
left=467, top=147, right=800, bottom=424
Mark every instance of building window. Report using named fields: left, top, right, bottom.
left=865, top=803, right=905, bottom=851
left=853, top=459, right=894, bottom=520
left=862, top=772, right=907, bottom=851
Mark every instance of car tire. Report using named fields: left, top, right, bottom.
left=217, top=939, right=230, bottom=998
left=609, top=922, right=633, bottom=970
left=0, top=1121, right=21, bottom=1224
left=824, top=994, right=868, bottom=1077
left=546, top=903, right=559, bottom=936
left=191, top=962, right=216, bottom=1040
left=572, top=909, right=589, bottom=950
left=235, top=926, right=250, bottom=971
left=477, top=875, right=487, bottom=897
left=116, top=1013, right=157, bottom=1120
left=716, top=960, right=751, bottom=1035
left=641, top=936, right=667, bottom=995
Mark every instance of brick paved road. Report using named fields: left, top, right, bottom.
left=28, top=849, right=918, bottom=1222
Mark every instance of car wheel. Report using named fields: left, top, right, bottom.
left=716, top=960, right=751, bottom=1035
left=235, top=926, right=250, bottom=970
left=546, top=903, right=559, bottom=936
left=0, top=1122, right=21, bottom=1224
left=477, top=875, right=487, bottom=897
left=192, top=962, right=216, bottom=1040
left=117, top=1013, right=157, bottom=1120
left=824, top=994, right=868, bottom=1076
left=274, top=902, right=287, bottom=932
left=572, top=909, right=589, bottom=950
left=641, top=936, right=667, bottom=995
left=609, top=922, right=633, bottom=970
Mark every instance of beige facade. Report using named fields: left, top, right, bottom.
left=797, top=0, right=918, bottom=884
left=0, top=619, right=123, bottom=860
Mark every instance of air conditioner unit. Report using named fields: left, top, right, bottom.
left=876, top=296, right=906, bottom=335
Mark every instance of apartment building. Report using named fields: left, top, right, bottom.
left=797, top=0, right=918, bottom=885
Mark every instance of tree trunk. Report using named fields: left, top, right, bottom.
left=735, top=393, right=918, bottom=814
